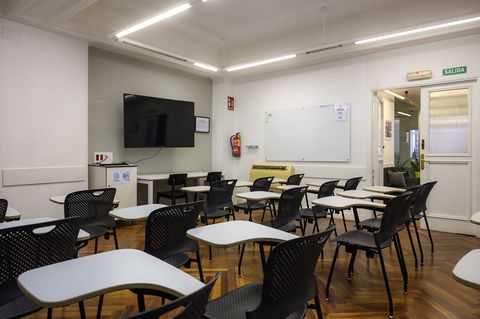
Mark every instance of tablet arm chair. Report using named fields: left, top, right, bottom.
left=234, top=176, right=274, bottom=222
left=205, top=172, right=222, bottom=185
left=156, top=173, right=188, bottom=205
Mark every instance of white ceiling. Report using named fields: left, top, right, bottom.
left=2, top=0, right=480, bottom=78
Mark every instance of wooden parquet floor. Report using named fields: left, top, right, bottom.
left=25, top=211, right=480, bottom=319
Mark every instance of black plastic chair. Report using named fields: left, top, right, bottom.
left=0, top=217, right=82, bottom=319
left=300, top=180, right=339, bottom=236
left=326, top=193, right=410, bottom=319
left=286, top=173, right=305, bottom=185
left=343, top=177, right=363, bottom=191
left=206, top=227, right=335, bottom=319
left=64, top=188, right=118, bottom=254
left=205, top=172, right=222, bottom=185
left=0, top=199, right=7, bottom=223
left=156, top=173, right=188, bottom=205
left=133, top=201, right=206, bottom=312
left=409, top=181, right=437, bottom=266
left=234, top=176, right=274, bottom=222
left=127, top=273, right=219, bottom=319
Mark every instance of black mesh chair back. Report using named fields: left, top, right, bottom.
left=168, top=174, right=188, bottom=188
left=273, top=186, right=308, bottom=229
left=344, top=177, right=362, bottom=191
left=64, top=188, right=116, bottom=223
left=205, top=172, right=222, bottom=185
left=410, top=181, right=437, bottom=216
left=374, top=193, right=410, bottom=246
left=206, top=179, right=237, bottom=211
left=252, top=176, right=274, bottom=191
left=246, top=226, right=335, bottom=319
left=145, top=201, right=203, bottom=255
left=286, top=174, right=304, bottom=185
left=0, top=199, right=7, bottom=223
left=127, top=273, right=220, bottom=319
left=317, top=180, right=339, bottom=198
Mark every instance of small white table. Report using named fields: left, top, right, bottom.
left=363, top=185, right=405, bottom=194
left=275, top=185, right=302, bottom=191
left=272, top=178, right=287, bottom=184
left=138, top=172, right=209, bottom=204
left=338, top=190, right=395, bottom=200
left=0, top=217, right=90, bottom=241
left=109, top=204, right=167, bottom=222
left=470, top=211, right=480, bottom=225
left=236, top=191, right=281, bottom=201
left=49, top=196, right=121, bottom=206
left=17, top=249, right=205, bottom=313
left=5, top=207, right=21, bottom=221
left=452, top=249, right=480, bottom=290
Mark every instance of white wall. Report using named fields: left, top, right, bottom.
left=0, top=19, right=88, bottom=218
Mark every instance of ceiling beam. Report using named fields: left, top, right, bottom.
left=3, top=0, right=37, bottom=16
left=48, top=0, right=99, bottom=24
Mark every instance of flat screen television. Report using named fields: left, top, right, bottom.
left=123, top=94, right=195, bottom=148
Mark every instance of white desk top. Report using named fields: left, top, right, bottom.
left=109, top=204, right=167, bottom=222
left=470, top=212, right=480, bottom=225
left=187, top=220, right=297, bottom=247
left=50, top=196, right=120, bottom=205
left=276, top=185, right=302, bottom=191
left=236, top=191, right=281, bottom=201
left=17, top=249, right=204, bottom=308
left=5, top=207, right=21, bottom=220
left=0, top=217, right=90, bottom=241
left=272, top=178, right=287, bottom=184
left=181, top=181, right=253, bottom=193
left=363, top=185, right=405, bottom=194
left=338, top=190, right=395, bottom=200
left=312, top=196, right=386, bottom=210
left=137, top=172, right=209, bottom=181
left=453, top=249, right=480, bottom=290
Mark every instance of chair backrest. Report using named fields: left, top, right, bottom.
left=343, top=177, right=362, bottom=191
left=246, top=226, right=335, bottom=319
left=0, top=217, right=82, bottom=287
left=252, top=176, right=274, bottom=192
left=168, top=174, right=188, bottom=188
left=205, top=172, right=222, bottom=185
left=206, top=179, right=237, bottom=211
left=317, top=180, right=339, bottom=199
left=286, top=174, right=304, bottom=185
left=374, top=193, right=410, bottom=246
left=145, top=201, right=203, bottom=255
left=410, top=181, right=437, bottom=216
left=0, top=199, right=7, bottom=223
left=126, top=273, right=220, bottom=319
left=64, top=188, right=116, bottom=221
left=273, top=186, right=308, bottom=229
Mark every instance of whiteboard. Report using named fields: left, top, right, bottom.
left=264, top=104, right=351, bottom=162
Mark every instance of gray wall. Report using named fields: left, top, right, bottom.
left=88, top=47, right=213, bottom=175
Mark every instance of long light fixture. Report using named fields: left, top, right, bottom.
left=355, top=15, right=480, bottom=45
left=397, top=111, right=412, bottom=117
left=193, top=62, right=218, bottom=72
left=115, top=3, right=192, bottom=38
left=384, top=90, right=405, bottom=100
left=225, top=54, right=297, bottom=72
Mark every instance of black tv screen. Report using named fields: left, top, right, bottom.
left=123, top=94, right=194, bottom=148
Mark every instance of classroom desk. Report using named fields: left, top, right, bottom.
left=181, top=180, right=253, bottom=201
left=363, top=185, right=405, bottom=194
left=272, top=178, right=287, bottom=184
left=187, top=220, right=297, bottom=275
left=452, top=249, right=480, bottom=290
left=5, top=207, right=21, bottom=221
left=470, top=211, right=480, bottom=225
left=275, top=185, right=302, bottom=191
left=109, top=204, right=167, bottom=222
left=337, top=190, right=395, bottom=200
left=49, top=196, right=121, bottom=206
left=236, top=191, right=281, bottom=201
left=0, top=217, right=90, bottom=241
left=311, top=196, right=386, bottom=230
left=138, top=172, right=209, bottom=204
left=17, top=249, right=204, bottom=318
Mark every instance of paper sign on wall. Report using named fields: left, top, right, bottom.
left=334, top=103, right=348, bottom=121
left=112, top=170, right=130, bottom=185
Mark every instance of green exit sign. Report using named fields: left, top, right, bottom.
left=443, top=66, right=467, bottom=76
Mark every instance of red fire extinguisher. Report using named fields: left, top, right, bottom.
left=230, top=133, right=241, bottom=157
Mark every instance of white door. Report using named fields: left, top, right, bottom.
left=420, top=82, right=476, bottom=235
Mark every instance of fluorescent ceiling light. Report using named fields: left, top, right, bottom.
left=225, top=54, right=297, bottom=72
left=115, top=3, right=192, bottom=38
left=194, top=62, right=218, bottom=72
left=355, top=16, right=480, bottom=45
left=397, top=111, right=412, bottom=117
left=384, top=90, right=405, bottom=100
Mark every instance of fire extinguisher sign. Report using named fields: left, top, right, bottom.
left=228, top=96, right=234, bottom=111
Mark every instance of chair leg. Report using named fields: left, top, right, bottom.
left=208, top=246, right=213, bottom=262
left=79, top=301, right=87, bottom=319
left=94, top=237, right=99, bottom=254
left=238, top=243, right=246, bottom=276
left=423, top=212, right=435, bottom=254
left=261, top=207, right=266, bottom=222
left=347, top=248, right=357, bottom=280
left=378, top=249, right=394, bottom=319
left=305, top=192, right=310, bottom=209
left=326, top=244, right=340, bottom=300
left=393, top=235, right=407, bottom=295
left=412, top=219, right=424, bottom=266
left=340, top=210, right=348, bottom=232
left=406, top=222, right=419, bottom=270
left=313, top=294, right=323, bottom=319
left=301, top=218, right=307, bottom=236
left=195, top=250, right=205, bottom=283
left=137, top=293, right=146, bottom=312
left=47, top=308, right=52, bottom=319
left=329, top=212, right=338, bottom=237
left=313, top=218, right=320, bottom=234
left=112, top=228, right=119, bottom=250
left=96, top=295, right=104, bottom=319
left=395, top=234, right=408, bottom=294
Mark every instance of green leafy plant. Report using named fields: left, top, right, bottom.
left=410, top=155, right=420, bottom=172
left=394, top=153, right=408, bottom=171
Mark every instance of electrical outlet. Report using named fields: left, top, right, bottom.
left=94, top=152, right=113, bottom=164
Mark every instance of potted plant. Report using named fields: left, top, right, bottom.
left=410, top=155, right=421, bottom=178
